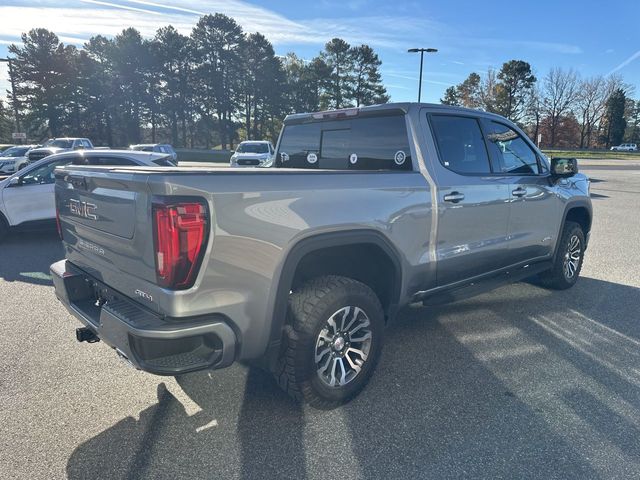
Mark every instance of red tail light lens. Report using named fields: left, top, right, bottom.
left=153, top=201, right=208, bottom=289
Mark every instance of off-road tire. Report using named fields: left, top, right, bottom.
left=274, top=275, right=384, bottom=409
left=538, top=221, right=585, bottom=290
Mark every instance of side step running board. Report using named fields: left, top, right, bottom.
left=420, top=261, right=552, bottom=306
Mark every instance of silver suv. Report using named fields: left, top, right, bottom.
left=610, top=143, right=637, bottom=152
left=230, top=140, right=274, bottom=167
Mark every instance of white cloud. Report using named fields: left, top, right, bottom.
left=608, top=49, right=640, bottom=76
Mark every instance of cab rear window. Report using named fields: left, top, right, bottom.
left=276, top=114, right=412, bottom=170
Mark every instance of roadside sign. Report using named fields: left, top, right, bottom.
left=12, top=132, right=26, bottom=140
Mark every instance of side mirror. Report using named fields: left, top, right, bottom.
left=230, top=150, right=235, bottom=154
left=551, top=157, right=578, bottom=177
left=8, top=177, right=20, bottom=186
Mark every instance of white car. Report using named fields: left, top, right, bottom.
left=230, top=140, right=274, bottom=167
left=0, top=145, right=37, bottom=175
left=610, top=143, right=637, bottom=152
left=0, top=150, right=174, bottom=241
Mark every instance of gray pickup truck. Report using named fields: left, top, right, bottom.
left=51, top=103, right=591, bottom=409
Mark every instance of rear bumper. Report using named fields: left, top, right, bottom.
left=50, top=259, right=237, bottom=375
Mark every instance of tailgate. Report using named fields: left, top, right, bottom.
left=55, top=167, right=157, bottom=284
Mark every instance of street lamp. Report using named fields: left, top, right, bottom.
left=0, top=57, right=21, bottom=138
left=407, top=48, right=437, bottom=103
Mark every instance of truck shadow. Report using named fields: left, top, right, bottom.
left=65, top=277, right=640, bottom=479
left=0, top=230, right=62, bottom=286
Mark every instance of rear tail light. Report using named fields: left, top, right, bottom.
left=152, top=200, right=209, bottom=289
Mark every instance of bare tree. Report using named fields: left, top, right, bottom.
left=575, top=76, right=607, bottom=148
left=524, top=84, right=543, bottom=144
left=478, top=69, right=499, bottom=112
left=541, top=68, right=579, bottom=147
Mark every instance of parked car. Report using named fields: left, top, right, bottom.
left=51, top=103, right=591, bottom=409
left=610, top=143, right=637, bottom=151
left=130, top=144, right=178, bottom=164
left=27, top=137, right=94, bottom=163
left=0, top=145, right=37, bottom=174
left=229, top=140, right=274, bottom=167
left=0, top=150, right=173, bottom=240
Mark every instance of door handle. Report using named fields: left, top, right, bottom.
left=443, top=192, right=465, bottom=203
left=512, top=187, right=527, bottom=197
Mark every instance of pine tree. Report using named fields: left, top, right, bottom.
left=321, top=38, right=354, bottom=109
left=351, top=45, right=388, bottom=107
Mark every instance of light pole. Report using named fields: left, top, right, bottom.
left=0, top=57, right=21, bottom=138
left=407, top=48, right=437, bottom=103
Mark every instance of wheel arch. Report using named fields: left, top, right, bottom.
left=553, top=200, right=592, bottom=261
left=266, top=229, right=404, bottom=359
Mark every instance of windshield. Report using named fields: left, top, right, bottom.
left=132, top=145, right=154, bottom=152
left=0, top=146, right=29, bottom=157
left=44, top=139, right=74, bottom=148
left=237, top=143, right=269, bottom=154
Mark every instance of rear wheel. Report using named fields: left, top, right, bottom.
left=274, top=275, right=384, bottom=409
left=538, top=221, right=585, bottom=290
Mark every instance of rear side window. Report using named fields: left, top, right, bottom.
left=430, top=115, right=491, bottom=174
left=276, top=115, right=412, bottom=170
left=486, top=122, right=540, bottom=174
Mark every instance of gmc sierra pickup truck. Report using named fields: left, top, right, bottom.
left=51, top=103, right=591, bottom=409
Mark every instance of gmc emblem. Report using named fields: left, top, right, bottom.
left=69, top=199, right=98, bottom=220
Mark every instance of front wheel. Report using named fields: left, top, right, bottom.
left=538, top=221, right=585, bottom=290
left=274, top=275, right=384, bottom=409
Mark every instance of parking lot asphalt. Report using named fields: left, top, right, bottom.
left=1, top=164, right=640, bottom=479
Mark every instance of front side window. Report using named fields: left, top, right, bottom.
left=430, top=115, right=491, bottom=174
left=0, top=147, right=29, bottom=157
left=486, top=122, right=540, bottom=175
left=20, top=158, right=72, bottom=185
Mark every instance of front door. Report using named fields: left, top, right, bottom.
left=2, top=157, right=72, bottom=226
left=482, top=120, right=560, bottom=264
left=427, top=113, right=512, bottom=286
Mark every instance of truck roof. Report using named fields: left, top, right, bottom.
left=283, top=102, right=502, bottom=124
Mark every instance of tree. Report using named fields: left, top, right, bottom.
left=456, top=72, right=482, bottom=108
left=494, top=60, right=536, bottom=122
left=320, top=38, right=354, bottom=109
left=152, top=26, right=193, bottom=147
left=191, top=14, right=244, bottom=148
left=82, top=35, right=117, bottom=146
left=239, top=32, right=287, bottom=140
left=541, top=68, right=579, bottom=147
left=0, top=100, right=12, bottom=142
left=351, top=45, right=388, bottom=107
left=540, top=114, right=580, bottom=148
left=8, top=28, right=77, bottom=138
left=604, top=88, right=627, bottom=146
left=625, top=99, right=640, bottom=144
left=575, top=76, right=607, bottom=148
left=440, top=86, right=460, bottom=106
left=109, top=28, right=152, bottom=145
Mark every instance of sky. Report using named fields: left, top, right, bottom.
left=1, top=0, right=639, bottom=108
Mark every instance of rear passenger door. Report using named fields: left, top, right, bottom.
left=482, top=120, right=559, bottom=264
left=426, top=113, right=512, bottom=286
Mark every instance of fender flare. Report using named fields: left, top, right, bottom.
left=265, top=229, right=404, bottom=359
left=553, top=199, right=592, bottom=261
